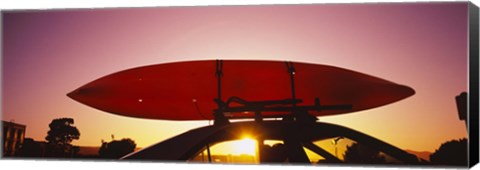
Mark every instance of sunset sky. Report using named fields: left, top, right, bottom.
left=2, top=2, right=469, bottom=153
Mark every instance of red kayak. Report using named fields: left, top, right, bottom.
left=68, top=60, right=414, bottom=120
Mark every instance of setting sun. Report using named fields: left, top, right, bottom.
left=208, top=136, right=258, bottom=157
left=232, top=137, right=257, bottom=155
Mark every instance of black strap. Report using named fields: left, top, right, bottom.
left=285, top=61, right=297, bottom=108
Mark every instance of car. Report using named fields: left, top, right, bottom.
left=122, top=120, right=425, bottom=165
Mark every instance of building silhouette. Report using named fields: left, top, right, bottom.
left=2, top=120, right=26, bottom=157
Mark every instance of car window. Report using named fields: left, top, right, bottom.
left=189, top=138, right=259, bottom=164
left=312, top=137, right=404, bottom=164
left=303, top=147, right=326, bottom=164
left=188, top=137, right=405, bottom=165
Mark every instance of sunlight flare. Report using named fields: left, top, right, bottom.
left=232, top=136, right=257, bottom=155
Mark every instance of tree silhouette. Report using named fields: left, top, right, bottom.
left=343, top=143, right=386, bottom=164
left=98, top=138, right=136, bottom=159
left=429, top=138, right=467, bottom=166
left=45, top=118, right=80, bottom=157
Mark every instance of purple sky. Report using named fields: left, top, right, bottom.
left=2, top=2, right=469, bottom=152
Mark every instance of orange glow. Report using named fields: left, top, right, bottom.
left=209, top=136, right=258, bottom=156
left=233, top=137, right=257, bottom=155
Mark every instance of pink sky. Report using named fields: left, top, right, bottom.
left=2, top=2, right=469, bottom=152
